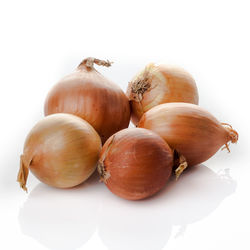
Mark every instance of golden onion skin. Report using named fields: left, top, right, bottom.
left=98, top=128, right=173, bottom=200
left=127, top=64, right=199, bottom=125
left=138, top=103, right=238, bottom=167
left=18, top=114, right=101, bottom=191
left=44, top=58, right=130, bottom=143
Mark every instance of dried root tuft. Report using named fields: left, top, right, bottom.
left=129, top=67, right=153, bottom=102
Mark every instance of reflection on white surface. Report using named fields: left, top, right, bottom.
left=18, top=171, right=102, bottom=250
left=98, top=165, right=236, bottom=250
left=19, top=165, right=236, bottom=250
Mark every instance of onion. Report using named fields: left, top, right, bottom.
left=97, top=128, right=173, bottom=200
left=17, top=113, right=101, bottom=191
left=127, top=63, right=199, bottom=125
left=138, top=103, right=238, bottom=178
left=44, top=57, right=131, bottom=143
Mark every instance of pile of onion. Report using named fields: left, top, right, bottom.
left=17, top=113, right=101, bottom=191
left=17, top=58, right=239, bottom=201
left=127, top=63, right=199, bottom=125
left=44, top=57, right=130, bottom=143
left=138, top=103, right=238, bottom=178
left=97, top=128, right=173, bottom=200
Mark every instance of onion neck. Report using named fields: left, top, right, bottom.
left=221, top=123, right=239, bottom=152
left=17, top=155, right=30, bottom=192
left=222, top=123, right=238, bottom=143
left=97, top=135, right=115, bottom=183
left=78, top=57, right=112, bottom=71
left=174, top=153, right=188, bottom=180
left=97, top=162, right=110, bottom=183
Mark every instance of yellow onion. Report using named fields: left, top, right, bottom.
left=17, top=113, right=101, bottom=191
left=138, top=103, right=238, bottom=178
left=44, top=57, right=131, bottom=143
left=127, top=63, right=199, bottom=125
left=97, top=128, right=173, bottom=200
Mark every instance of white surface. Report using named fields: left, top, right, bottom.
left=0, top=0, right=249, bottom=249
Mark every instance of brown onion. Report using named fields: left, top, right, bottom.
left=127, top=63, right=199, bottom=125
left=44, top=57, right=130, bottom=143
left=17, top=113, right=101, bottom=191
left=97, top=128, right=173, bottom=200
left=138, top=103, right=238, bottom=178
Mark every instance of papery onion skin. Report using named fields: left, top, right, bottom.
left=98, top=128, right=173, bottom=200
left=18, top=113, right=102, bottom=191
left=44, top=57, right=131, bottom=143
left=138, top=103, right=238, bottom=167
left=127, top=64, right=199, bottom=125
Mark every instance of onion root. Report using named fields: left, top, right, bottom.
left=129, top=66, right=153, bottom=102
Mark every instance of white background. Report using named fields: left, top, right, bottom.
left=0, top=0, right=249, bottom=249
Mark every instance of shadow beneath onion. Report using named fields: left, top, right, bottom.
left=18, top=170, right=102, bottom=250
left=98, top=164, right=237, bottom=250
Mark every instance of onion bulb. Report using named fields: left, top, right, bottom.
left=97, top=128, right=173, bottom=200
left=17, top=113, right=101, bottom=191
left=127, top=63, right=199, bottom=125
left=138, top=103, right=238, bottom=178
left=44, top=57, right=130, bottom=143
